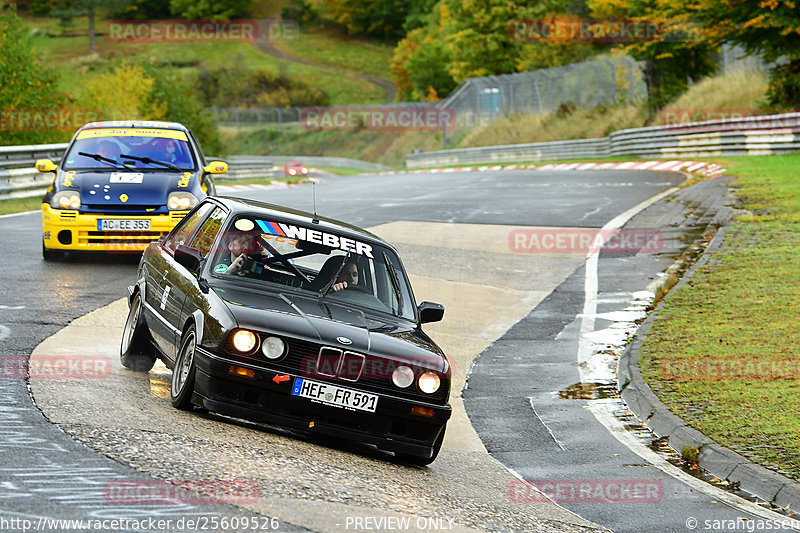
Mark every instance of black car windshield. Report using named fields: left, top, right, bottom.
left=62, top=128, right=196, bottom=170
left=207, top=215, right=417, bottom=321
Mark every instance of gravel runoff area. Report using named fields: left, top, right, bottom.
left=30, top=221, right=605, bottom=533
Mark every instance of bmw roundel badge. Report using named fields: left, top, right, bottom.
left=336, top=336, right=352, bottom=345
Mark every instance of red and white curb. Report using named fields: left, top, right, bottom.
left=215, top=170, right=322, bottom=194
left=377, top=160, right=726, bottom=178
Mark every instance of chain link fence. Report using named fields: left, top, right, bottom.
left=209, top=55, right=647, bottom=129
left=208, top=47, right=774, bottom=130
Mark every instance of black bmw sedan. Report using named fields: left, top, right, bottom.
left=120, top=196, right=451, bottom=464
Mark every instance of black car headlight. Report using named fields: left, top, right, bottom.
left=231, top=329, right=258, bottom=354
left=418, top=372, right=441, bottom=394
left=261, top=336, right=285, bottom=359
left=167, top=192, right=199, bottom=211
left=50, top=191, right=80, bottom=210
left=392, top=365, right=415, bottom=388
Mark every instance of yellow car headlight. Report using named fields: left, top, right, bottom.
left=50, top=191, right=80, bottom=210
left=167, top=192, right=199, bottom=211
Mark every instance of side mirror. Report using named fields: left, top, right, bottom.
left=174, top=244, right=203, bottom=275
left=203, top=160, right=228, bottom=175
left=36, top=159, right=57, bottom=173
left=418, top=301, right=445, bottom=324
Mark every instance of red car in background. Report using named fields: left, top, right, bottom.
left=284, top=161, right=308, bottom=177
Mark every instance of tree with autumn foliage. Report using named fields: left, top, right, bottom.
left=690, top=0, right=800, bottom=107
left=390, top=0, right=596, bottom=101
left=587, top=0, right=717, bottom=114
left=589, top=0, right=800, bottom=110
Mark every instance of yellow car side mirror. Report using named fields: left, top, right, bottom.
left=204, top=161, right=228, bottom=174
left=36, top=159, right=57, bottom=173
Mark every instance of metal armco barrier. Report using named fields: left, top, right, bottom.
left=0, top=143, right=69, bottom=170
left=0, top=152, right=389, bottom=201
left=0, top=154, right=279, bottom=201
left=263, top=155, right=389, bottom=172
left=406, top=112, right=800, bottom=168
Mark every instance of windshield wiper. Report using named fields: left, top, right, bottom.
left=120, top=154, right=181, bottom=171
left=319, top=256, right=348, bottom=296
left=257, top=235, right=311, bottom=283
left=383, top=252, right=404, bottom=315
left=77, top=152, right=130, bottom=169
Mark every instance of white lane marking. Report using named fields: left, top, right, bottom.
left=577, top=188, right=800, bottom=527
left=0, top=210, right=38, bottom=219
left=0, top=306, right=25, bottom=310
left=528, top=398, right=566, bottom=450
left=0, top=325, right=10, bottom=341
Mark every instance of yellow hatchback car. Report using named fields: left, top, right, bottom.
left=38, top=120, right=228, bottom=260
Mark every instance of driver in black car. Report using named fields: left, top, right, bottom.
left=224, top=231, right=268, bottom=277
left=331, top=260, right=359, bottom=292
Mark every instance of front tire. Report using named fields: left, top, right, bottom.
left=170, top=329, right=197, bottom=410
left=42, top=241, right=65, bottom=262
left=120, top=292, right=157, bottom=372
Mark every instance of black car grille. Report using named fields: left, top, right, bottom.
left=86, top=204, right=162, bottom=211
left=231, top=337, right=448, bottom=403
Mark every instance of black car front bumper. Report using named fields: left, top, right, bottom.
left=193, top=347, right=451, bottom=458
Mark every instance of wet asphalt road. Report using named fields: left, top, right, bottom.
left=2, top=169, right=781, bottom=532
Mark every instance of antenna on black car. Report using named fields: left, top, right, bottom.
left=311, top=178, right=319, bottom=224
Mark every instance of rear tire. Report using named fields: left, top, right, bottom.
left=42, top=241, right=65, bottom=262
left=120, top=292, right=157, bottom=372
left=170, top=329, right=197, bottom=410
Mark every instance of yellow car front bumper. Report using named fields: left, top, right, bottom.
left=41, top=204, right=190, bottom=253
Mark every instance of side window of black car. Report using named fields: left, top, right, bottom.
left=164, top=203, right=213, bottom=253
left=189, top=207, right=226, bottom=258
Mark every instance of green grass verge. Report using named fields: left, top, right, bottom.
left=640, top=153, right=800, bottom=480
left=312, top=166, right=372, bottom=176
left=274, top=25, right=394, bottom=79
left=25, top=16, right=383, bottom=105
left=0, top=197, right=43, bottom=216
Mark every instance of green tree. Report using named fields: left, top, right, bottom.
left=323, top=0, right=409, bottom=39
left=168, top=0, right=252, bottom=21
left=146, top=69, right=223, bottom=155
left=441, top=0, right=528, bottom=80
left=405, top=35, right=457, bottom=100
left=0, top=3, right=65, bottom=145
left=49, top=0, right=132, bottom=51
